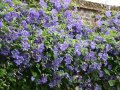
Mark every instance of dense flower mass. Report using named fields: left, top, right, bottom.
left=0, top=20, right=3, bottom=28
left=0, top=0, right=120, bottom=90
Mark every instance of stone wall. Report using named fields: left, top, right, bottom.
left=72, top=0, right=101, bottom=26
left=79, top=8, right=97, bottom=26
left=73, top=0, right=120, bottom=26
left=74, top=7, right=98, bottom=26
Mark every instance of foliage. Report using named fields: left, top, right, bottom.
left=0, top=0, right=120, bottom=90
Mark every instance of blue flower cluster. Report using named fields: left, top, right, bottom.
left=0, top=0, right=120, bottom=89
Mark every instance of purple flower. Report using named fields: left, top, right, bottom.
left=98, top=52, right=108, bottom=61
left=113, top=18, right=120, bottom=25
left=104, top=60, right=108, bottom=66
left=64, top=54, right=72, bottom=65
left=52, top=59, right=60, bottom=67
left=74, top=44, right=81, bottom=56
left=76, top=19, right=82, bottom=28
left=49, top=80, right=59, bottom=88
left=74, top=44, right=80, bottom=49
left=60, top=42, right=69, bottom=51
left=39, top=9, right=44, bottom=16
left=11, top=11, right=19, bottom=18
left=99, top=71, right=104, bottom=77
left=91, top=62, right=98, bottom=70
left=31, top=76, right=35, bottom=81
left=49, top=75, right=61, bottom=88
left=52, top=0, right=62, bottom=11
left=105, top=30, right=110, bottom=35
left=94, top=84, right=100, bottom=90
left=52, top=57, right=63, bottom=70
left=50, top=19, right=58, bottom=26
left=62, top=0, right=71, bottom=9
left=81, top=62, right=88, bottom=71
left=108, top=65, right=112, bottom=70
left=0, top=20, right=3, bottom=28
left=111, top=26, right=116, bottom=30
left=102, top=53, right=108, bottom=61
left=67, top=24, right=72, bottom=30
left=35, top=55, right=42, bottom=62
left=105, top=11, right=111, bottom=17
left=4, top=30, right=19, bottom=42
left=23, top=0, right=26, bottom=3
left=21, top=37, right=28, bottom=42
left=95, top=36, right=104, bottom=43
left=97, top=20, right=102, bottom=27
left=4, top=13, right=13, bottom=22
left=84, top=79, right=92, bottom=88
left=38, top=43, right=45, bottom=53
left=53, top=46, right=58, bottom=57
left=4, top=12, right=18, bottom=22
left=11, top=49, right=20, bottom=59
left=64, top=10, right=72, bottom=22
left=14, top=56, right=24, bottom=65
left=5, top=0, right=12, bottom=3
left=22, top=54, right=30, bottom=66
left=43, top=16, right=51, bottom=27
left=105, top=44, right=112, bottom=52
left=90, top=62, right=101, bottom=70
left=96, top=15, right=101, bottom=20
left=21, top=30, right=30, bottom=37
left=37, top=29, right=43, bottom=36
left=12, top=31, right=19, bottom=40
left=85, top=51, right=97, bottom=61
left=90, top=41, right=96, bottom=49
left=67, top=65, right=74, bottom=70
left=28, top=8, right=39, bottom=20
left=74, top=49, right=81, bottom=56
left=108, top=18, right=114, bottom=25
left=21, top=20, right=27, bottom=28
left=98, top=53, right=102, bottom=58
left=4, top=0, right=13, bottom=7
left=34, top=37, right=43, bottom=44
left=39, top=0, right=47, bottom=8
left=0, top=48, right=10, bottom=56
left=115, top=13, right=120, bottom=18
left=52, top=9, right=58, bottom=16
left=37, top=75, right=47, bottom=84
left=97, top=63, right=102, bottom=70
left=74, top=6, right=78, bottom=12
left=22, top=42, right=30, bottom=51
left=41, top=76, right=47, bottom=84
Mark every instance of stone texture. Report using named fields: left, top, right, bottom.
left=79, top=8, right=97, bottom=26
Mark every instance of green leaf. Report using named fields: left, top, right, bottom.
left=117, top=84, right=120, bottom=90
left=28, top=24, right=32, bottom=31
left=0, top=2, right=4, bottom=9
left=13, top=0, right=21, bottom=5
left=104, top=69, right=110, bottom=76
left=8, top=7, right=14, bottom=12
left=108, top=80, right=116, bottom=86
left=0, top=69, right=6, bottom=77
left=0, top=44, right=1, bottom=49
left=32, top=71, right=37, bottom=77
left=61, top=24, right=66, bottom=29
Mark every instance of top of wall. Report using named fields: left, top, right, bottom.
left=72, top=0, right=120, bottom=11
